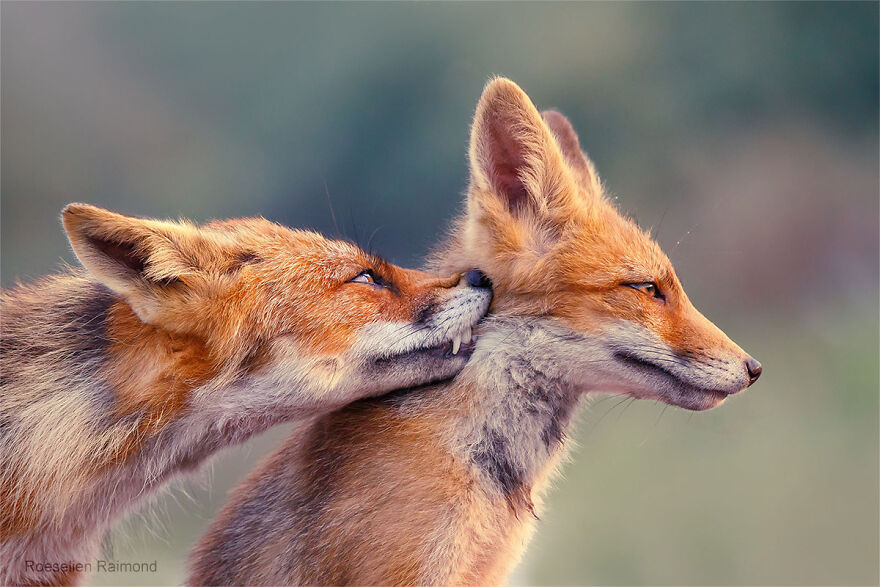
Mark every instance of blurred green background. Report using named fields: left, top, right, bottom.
left=2, top=2, right=877, bottom=585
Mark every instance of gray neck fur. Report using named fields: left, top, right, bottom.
left=447, top=317, right=583, bottom=511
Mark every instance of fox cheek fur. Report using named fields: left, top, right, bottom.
left=234, top=271, right=494, bottom=413
left=436, top=80, right=760, bottom=411
left=0, top=204, right=490, bottom=585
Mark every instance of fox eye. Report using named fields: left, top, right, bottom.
left=348, top=269, right=385, bottom=287
left=625, top=281, right=665, bottom=301
left=349, top=270, right=378, bottom=286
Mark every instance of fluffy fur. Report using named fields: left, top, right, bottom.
left=0, top=205, right=491, bottom=586
left=190, top=77, right=763, bottom=585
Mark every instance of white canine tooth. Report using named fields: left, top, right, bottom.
left=452, top=335, right=461, bottom=355
left=463, top=326, right=472, bottom=344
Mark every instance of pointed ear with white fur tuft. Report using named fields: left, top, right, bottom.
left=61, top=203, right=218, bottom=323
left=468, top=78, right=581, bottom=218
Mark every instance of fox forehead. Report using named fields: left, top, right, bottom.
left=192, top=217, right=444, bottom=353
left=478, top=200, right=673, bottom=292
left=559, top=208, right=674, bottom=287
left=204, top=217, right=378, bottom=282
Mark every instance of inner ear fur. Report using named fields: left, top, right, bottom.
left=61, top=203, right=223, bottom=322
left=468, top=78, right=582, bottom=219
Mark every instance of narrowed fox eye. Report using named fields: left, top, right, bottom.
left=349, top=270, right=380, bottom=286
left=624, top=281, right=665, bottom=301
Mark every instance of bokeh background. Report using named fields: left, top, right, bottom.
left=2, top=2, right=878, bottom=585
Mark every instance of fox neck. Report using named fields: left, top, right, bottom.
left=102, top=297, right=294, bottom=449
left=93, top=300, right=313, bottom=484
left=0, top=274, right=305, bottom=575
left=453, top=316, right=584, bottom=514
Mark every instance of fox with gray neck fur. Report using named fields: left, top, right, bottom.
left=189, top=78, right=762, bottom=585
left=0, top=205, right=490, bottom=586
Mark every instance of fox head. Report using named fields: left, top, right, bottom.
left=436, top=78, right=760, bottom=411
left=61, top=204, right=492, bottom=415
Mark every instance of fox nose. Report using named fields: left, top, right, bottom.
left=465, top=268, right=492, bottom=290
left=745, top=357, right=762, bottom=385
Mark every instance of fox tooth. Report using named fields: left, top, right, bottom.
left=452, top=335, right=461, bottom=355
left=463, top=326, right=472, bottom=344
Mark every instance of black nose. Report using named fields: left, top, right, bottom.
left=745, top=357, right=762, bottom=385
left=465, top=269, right=492, bottom=290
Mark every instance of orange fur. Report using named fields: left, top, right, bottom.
left=191, top=78, right=761, bottom=586
left=1, top=205, right=491, bottom=585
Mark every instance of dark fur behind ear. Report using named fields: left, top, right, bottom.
left=541, top=110, right=603, bottom=198
left=541, top=111, right=589, bottom=179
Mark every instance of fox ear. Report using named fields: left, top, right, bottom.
left=540, top=110, right=603, bottom=199
left=468, top=78, right=579, bottom=217
left=61, top=203, right=220, bottom=323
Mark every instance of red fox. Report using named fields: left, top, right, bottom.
left=189, top=78, right=762, bottom=586
left=0, top=204, right=492, bottom=586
